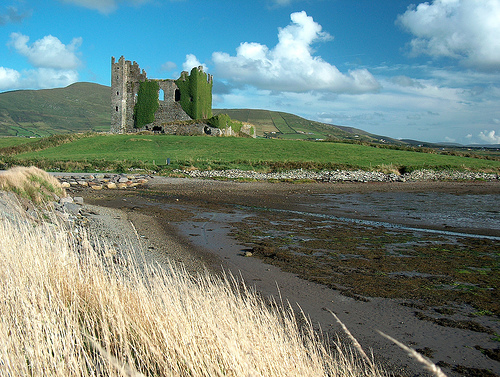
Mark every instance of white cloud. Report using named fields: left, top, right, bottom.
left=182, top=54, right=207, bottom=72
left=211, top=11, right=380, bottom=94
left=1, top=33, right=81, bottom=91
left=27, top=68, right=79, bottom=89
left=8, top=33, right=82, bottom=70
left=478, top=130, right=500, bottom=144
left=0, top=67, right=79, bottom=91
left=397, top=0, right=500, bottom=71
left=0, top=67, right=21, bottom=90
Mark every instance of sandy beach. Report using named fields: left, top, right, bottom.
left=77, top=178, right=500, bottom=377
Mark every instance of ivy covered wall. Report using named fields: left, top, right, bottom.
left=207, top=114, right=242, bottom=133
left=134, top=81, right=159, bottom=128
left=175, top=67, right=213, bottom=120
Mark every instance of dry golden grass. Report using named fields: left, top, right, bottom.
left=0, top=212, right=386, bottom=376
left=0, top=166, right=66, bottom=204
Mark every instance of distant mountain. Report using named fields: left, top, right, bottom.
left=0, top=82, right=110, bottom=137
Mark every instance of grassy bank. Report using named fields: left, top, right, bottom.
left=0, top=166, right=66, bottom=204
left=2, top=134, right=499, bottom=174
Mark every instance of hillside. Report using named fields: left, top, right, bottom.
left=212, top=108, right=404, bottom=144
left=0, top=82, right=111, bottom=137
left=0, top=82, right=405, bottom=144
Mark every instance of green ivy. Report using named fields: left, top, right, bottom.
left=207, top=114, right=243, bottom=133
left=175, top=68, right=212, bottom=120
left=134, top=81, right=159, bottom=128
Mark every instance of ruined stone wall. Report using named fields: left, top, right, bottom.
left=111, top=56, right=147, bottom=133
left=111, top=56, right=211, bottom=134
left=153, top=80, right=191, bottom=126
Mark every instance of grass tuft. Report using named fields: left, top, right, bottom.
left=0, top=166, right=66, bottom=204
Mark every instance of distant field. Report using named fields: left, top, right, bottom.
left=8, top=134, right=500, bottom=173
left=0, top=137, right=38, bottom=149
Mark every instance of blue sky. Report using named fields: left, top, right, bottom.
left=1, top=0, right=499, bottom=144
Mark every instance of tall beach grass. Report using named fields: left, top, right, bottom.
left=0, top=210, right=386, bottom=376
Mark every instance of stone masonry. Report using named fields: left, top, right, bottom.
left=111, top=56, right=205, bottom=133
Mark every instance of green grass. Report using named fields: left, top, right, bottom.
left=0, top=137, right=38, bottom=149
left=9, top=134, right=500, bottom=173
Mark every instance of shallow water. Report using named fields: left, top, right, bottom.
left=301, top=191, right=500, bottom=236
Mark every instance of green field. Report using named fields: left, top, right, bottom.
left=5, top=134, right=499, bottom=173
left=0, top=137, right=38, bottom=149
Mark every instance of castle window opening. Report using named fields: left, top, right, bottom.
left=175, top=89, right=181, bottom=102
left=159, top=89, right=165, bottom=101
left=116, top=91, right=119, bottom=95
left=115, top=106, right=118, bottom=112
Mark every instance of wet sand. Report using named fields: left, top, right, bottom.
left=79, top=178, right=500, bottom=377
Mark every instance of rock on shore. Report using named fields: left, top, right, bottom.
left=51, top=170, right=499, bottom=191
left=55, top=173, right=151, bottom=190
left=178, top=168, right=499, bottom=182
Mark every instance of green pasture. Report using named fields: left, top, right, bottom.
left=9, top=134, right=500, bottom=173
left=0, top=137, right=38, bottom=149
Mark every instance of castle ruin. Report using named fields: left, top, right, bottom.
left=111, top=56, right=213, bottom=134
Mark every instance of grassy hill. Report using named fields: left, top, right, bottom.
left=213, top=108, right=402, bottom=144
left=0, top=82, right=402, bottom=144
left=0, top=82, right=110, bottom=137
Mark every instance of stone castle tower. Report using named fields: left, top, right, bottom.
left=111, top=56, right=212, bottom=134
left=111, top=56, right=147, bottom=134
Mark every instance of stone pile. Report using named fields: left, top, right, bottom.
left=178, top=168, right=499, bottom=182
left=55, top=174, right=151, bottom=190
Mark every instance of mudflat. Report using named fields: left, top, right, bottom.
left=80, top=178, right=500, bottom=377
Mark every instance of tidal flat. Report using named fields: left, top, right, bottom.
left=81, top=178, right=500, bottom=377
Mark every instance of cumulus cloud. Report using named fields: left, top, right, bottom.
left=211, top=11, right=380, bottom=94
left=0, top=67, right=78, bottom=91
left=28, top=68, right=79, bottom=89
left=8, top=33, right=82, bottom=70
left=0, top=6, right=31, bottom=25
left=478, top=130, right=500, bottom=144
left=0, top=67, right=21, bottom=90
left=1, top=33, right=82, bottom=91
left=182, top=54, right=207, bottom=72
left=397, top=0, right=500, bottom=71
